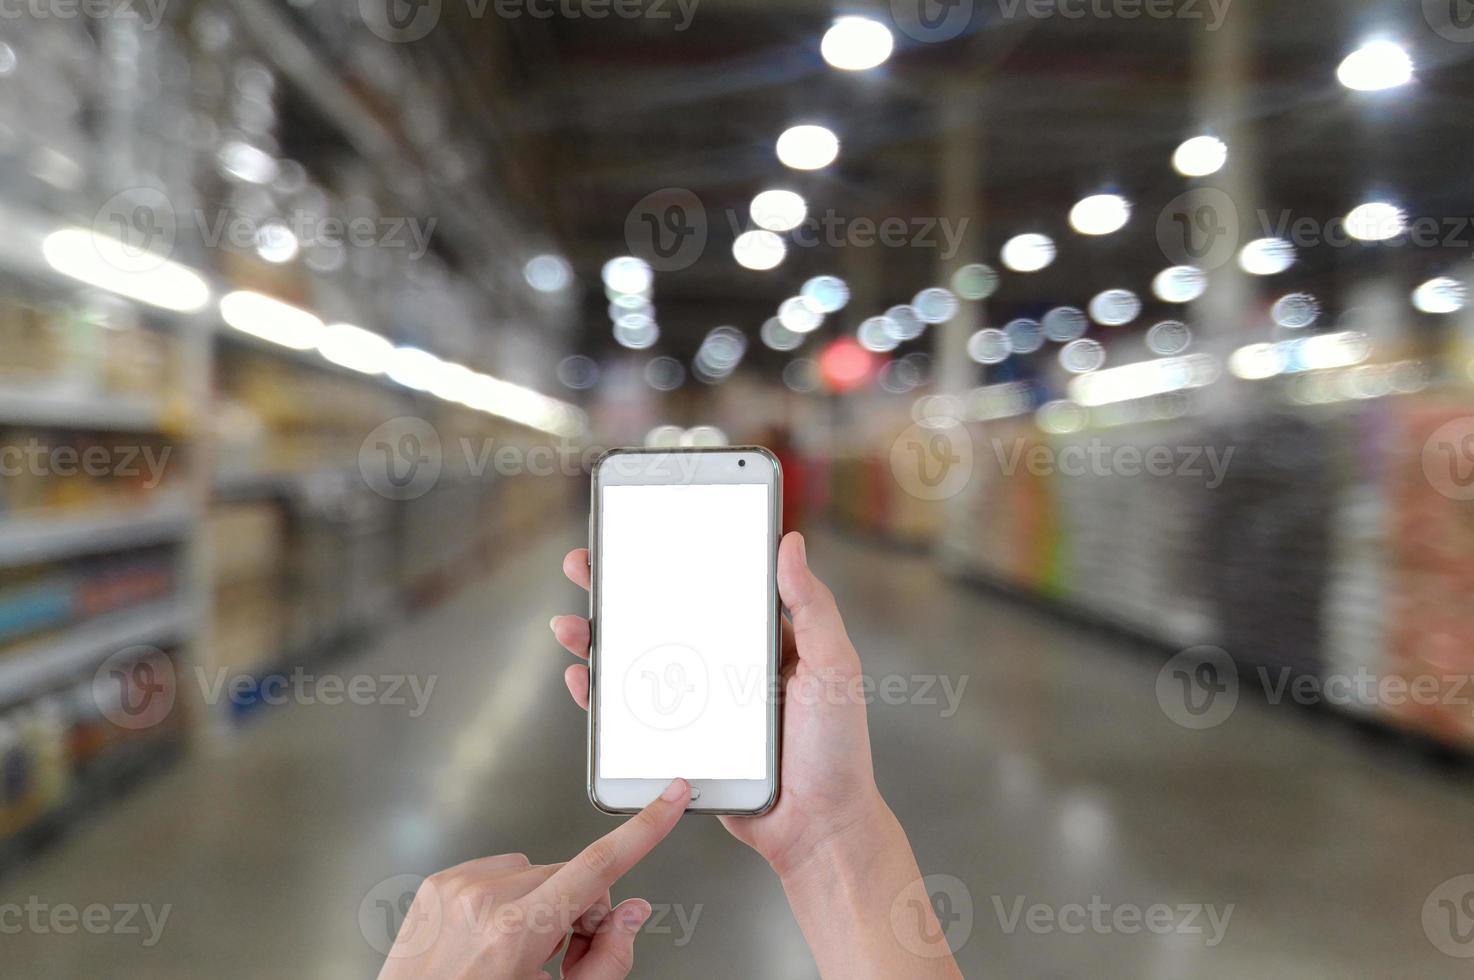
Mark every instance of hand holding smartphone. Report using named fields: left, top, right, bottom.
left=587, top=447, right=782, bottom=815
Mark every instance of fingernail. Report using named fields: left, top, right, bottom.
left=549, top=616, right=559, bottom=632
left=619, top=900, right=652, bottom=930
left=794, top=532, right=808, bottom=568
left=661, top=778, right=688, bottom=802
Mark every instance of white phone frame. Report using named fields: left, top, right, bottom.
left=587, top=446, right=782, bottom=815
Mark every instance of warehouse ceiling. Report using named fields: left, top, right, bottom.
left=273, top=0, right=1474, bottom=370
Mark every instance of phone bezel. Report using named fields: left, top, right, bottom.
left=587, top=446, right=782, bottom=815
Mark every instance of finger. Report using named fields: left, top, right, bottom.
left=560, top=891, right=612, bottom=976
left=523, top=780, right=689, bottom=922
left=550, top=615, right=591, bottom=659
left=564, top=899, right=652, bottom=980
left=563, top=549, right=591, bottom=591
left=564, top=664, right=590, bottom=710
left=450, top=852, right=532, bottom=879
left=776, top=532, right=857, bottom=670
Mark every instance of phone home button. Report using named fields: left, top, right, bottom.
left=688, top=787, right=701, bottom=801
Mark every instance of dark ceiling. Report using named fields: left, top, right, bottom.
left=276, top=0, right=1474, bottom=374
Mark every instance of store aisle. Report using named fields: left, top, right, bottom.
left=3, top=524, right=1470, bottom=978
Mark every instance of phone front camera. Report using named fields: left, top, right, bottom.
left=739, top=459, right=747, bottom=467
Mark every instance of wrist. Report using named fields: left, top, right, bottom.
left=771, top=791, right=900, bottom=886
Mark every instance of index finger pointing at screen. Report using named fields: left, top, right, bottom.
left=520, top=778, right=689, bottom=923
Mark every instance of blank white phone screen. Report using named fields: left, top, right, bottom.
left=598, top=483, right=770, bottom=780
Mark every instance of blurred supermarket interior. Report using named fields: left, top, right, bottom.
left=5, top=0, right=1474, bottom=976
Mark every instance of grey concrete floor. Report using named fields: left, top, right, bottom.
left=3, top=523, right=1471, bottom=978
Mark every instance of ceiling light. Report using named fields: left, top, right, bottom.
left=1337, top=41, right=1413, bottom=91
left=1238, top=238, right=1295, bottom=275
left=750, top=189, right=806, bottom=232
left=601, top=255, right=653, bottom=294
left=776, top=125, right=839, bottom=171
left=801, top=275, right=850, bottom=313
left=1172, top=136, right=1227, bottom=177
left=42, top=228, right=211, bottom=312
left=524, top=254, right=573, bottom=293
left=1345, top=201, right=1406, bottom=242
left=1069, top=194, right=1131, bottom=236
left=1001, top=234, right=1056, bottom=272
left=778, top=295, right=824, bottom=333
left=733, top=230, right=786, bottom=270
left=1412, top=277, right=1467, bottom=315
left=820, top=16, right=893, bottom=71
left=317, top=322, right=394, bottom=374
left=220, top=290, right=323, bottom=349
left=1152, top=266, right=1207, bottom=303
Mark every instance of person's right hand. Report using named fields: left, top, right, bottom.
left=377, top=779, right=691, bottom=980
left=551, top=531, right=885, bottom=879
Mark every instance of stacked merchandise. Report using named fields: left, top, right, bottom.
left=204, top=504, right=286, bottom=685
left=0, top=548, right=177, bottom=653
left=1383, top=395, right=1474, bottom=745
left=926, top=383, right=1474, bottom=750
left=0, top=427, right=181, bottom=516
left=0, top=645, right=185, bottom=848
left=1200, top=411, right=1334, bottom=680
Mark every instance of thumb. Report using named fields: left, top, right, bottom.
left=776, top=532, right=857, bottom=670
left=563, top=899, right=650, bottom=979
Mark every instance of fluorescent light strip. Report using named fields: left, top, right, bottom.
left=220, top=290, right=325, bottom=350
left=42, top=228, right=211, bottom=312
left=1068, top=353, right=1219, bottom=407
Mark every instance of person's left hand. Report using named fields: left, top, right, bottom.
left=377, top=779, right=691, bottom=979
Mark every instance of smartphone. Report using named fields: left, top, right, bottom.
left=587, top=447, right=782, bottom=815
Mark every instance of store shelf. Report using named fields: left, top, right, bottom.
left=0, top=599, right=191, bottom=705
left=0, top=500, right=193, bottom=569
left=0, top=387, right=169, bottom=431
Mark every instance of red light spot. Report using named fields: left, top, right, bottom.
left=818, top=337, right=878, bottom=392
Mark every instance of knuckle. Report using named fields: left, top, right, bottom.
left=581, top=837, right=622, bottom=876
